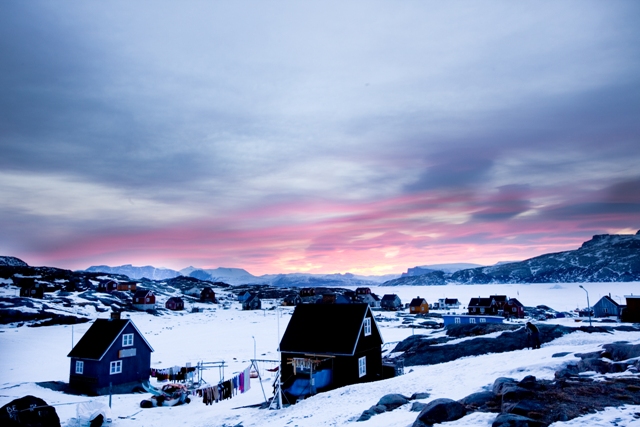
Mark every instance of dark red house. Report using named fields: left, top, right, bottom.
left=200, top=287, right=217, bottom=303
left=165, top=297, right=185, bottom=311
left=133, top=289, right=155, bottom=310
left=503, top=298, right=525, bottom=318
left=97, top=280, right=118, bottom=293
left=468, top=297, right=500, bottom=315
left=68, top=313, right=154, bottom=395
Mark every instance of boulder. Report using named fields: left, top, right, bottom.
left=413, top=398, right=466, bottom=427
left=410, top=392, right=431, bottom=400
left=458, top=391, right=498, bottom=410
left=492, top=413, right=544, bottom=427
left=501, top=386, right=534, bottom=402
left=0, top=395, right=60, bottom=427
left=377, top=393, right=410, bottom=410
left=493, top=377, right=517, bottom=395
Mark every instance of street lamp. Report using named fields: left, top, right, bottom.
left=252, top=335, right=256, bottom=361
left=579, top=285, right=592, bottom=327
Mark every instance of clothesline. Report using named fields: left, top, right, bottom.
left=196, top=365, right=251, bottom=405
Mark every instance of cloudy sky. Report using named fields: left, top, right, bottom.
left=1, top=1, right=639, bottom=275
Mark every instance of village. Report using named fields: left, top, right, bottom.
left=3, top=274, right=640, bottom=426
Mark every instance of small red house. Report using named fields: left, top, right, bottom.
left=133, top=290, right=155, bottom=310
left=200, top=287, right=217, bottom=303
left=503, top=298, right=525, bottom=318
left=356, top=287, right=371, bottom=295
left=117, top=282, right=137, bottom=292
left=98, top=280, right=118, bottom=293
left=165, top=297, right=184, bottom=311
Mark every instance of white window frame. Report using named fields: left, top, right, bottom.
left=363, top=318, right=371, bottom=336
left=358, top=356, right=366, bottom=378
left=122, top=333, right=134, bottom=347
left=454, top=317, right=461, bottom=324
left=479, top=318, right=486, bottom=323
left=469, top=317, right=476, bottom=324
left=110, top=360, right=122, bottom=375
left=75, top=360, right=84, bottom=374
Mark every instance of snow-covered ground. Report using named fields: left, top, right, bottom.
left=1, top=282, right=639, bottom=426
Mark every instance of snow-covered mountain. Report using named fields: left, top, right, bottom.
left=385, top=230, right=640, bottom=286
left=0, top=256, right=29, bottom=267
left=84, top=264, right=181, bottom=280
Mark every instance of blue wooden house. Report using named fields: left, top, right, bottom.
left=67, top=313, right=154, bottom=395
left=593, top=294, right=623, bottom=318
left=442, top=314, right=505, bottom=326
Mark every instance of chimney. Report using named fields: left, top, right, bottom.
left=110, top=311, right=121, bottom=320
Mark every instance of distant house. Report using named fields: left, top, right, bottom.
left=381, top=294, right=402, bottom=311
left=490, top=295, right=508, bottom=312
left=503, top=298, right=525, bottom=319
left=468, top=297, right=500, bottom=315
left=97, top=280, right=118, bottom=293
left=165, top=297, right=185, bottom=311
left=356, top=293, right=380, bottom=308
left=355, top=287, right=371, bottom=295
left=19, top=281, right=44, bottom=299
left=132, top=290, right=155, bottom=310
left=319, top=293, right=351, bottom=304
left=116, top=282, right=137, bottom=292
left=621, top=295, right=640, bottom=323
left=282, top=294, right=302, bottom=306
left=279, top=304, right=383, bottom=402
left=593, top=295, right=623, bottom=318
left=409, top=297, right=429, bottom=314
left=67, top=313, right=154, bottom=395
left=443, top=315, right=505, bottom=326
left=300, top=288, right=316, bottom=298
left=242, top=294, right=261, bottom=310
left=237, top=291, right=252, bottom=302
left=434, top=298, right=461, bottom=310
left=200, top=287, right=217, bottom=303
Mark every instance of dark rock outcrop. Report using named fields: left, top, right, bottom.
left=413, top=398, right=466, bottom=427
left=0, top=395, right=60, bottom=427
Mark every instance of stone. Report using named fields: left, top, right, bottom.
left=410, top=402, right=427, bottom=412
left=410, top=392, right=431, bottom=400
left=458, top=391, right=497, bottom=408
left=493, top=377, right=517, bottom=395
left=501, top=386, right=534, bottom=402
left=517, top=375, right=537, bottom=389
left=413, top=398, right=466, bottom=427
left=492, top=413, right=545, bottom=427
left=377, top=393, right=410, bottom=410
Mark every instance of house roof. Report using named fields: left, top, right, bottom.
left=167, top=296, right=183, bottom=302
left=596, top=295, right=620, bottom=307
left=409, top=298, right=427, bottom=307
left=506, top=298, right=524, bottom=307
left=381, top=294, right=400, bottom=302
left=489, top=295, right=508, bottom=303
left=444, top=298, right=459, bottom=304
left=468, top=297, right=495, bottom=307
left=279, top=303, right=382, bottom=356
left=133, top=289, right=153, bottom=298
left=67, top=318, right=154, bottom=360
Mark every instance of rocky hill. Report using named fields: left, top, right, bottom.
left=383, top=230, right=640, bottom=285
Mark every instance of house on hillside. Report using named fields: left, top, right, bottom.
left=279, top=303, right=383, bottom=402
left=116, top=282, right=137, bottom=292
left=237, top=291, right=252, bottom=302
left=355, top=287, right=371, bottom=295
left=468, top=297, right=500, bottom=315
left=503, top=298, right=525, bottom=319
left=282, top=294, right=302, bottom=306
left=621, top=295, right=640, bottom=323
left=165, top=297, right=184, bottom=311
left=97, top=280, right=118, bottom=293
left=132, top=290, right=155, bottom=310
left=67, top=312, right=154, bottom=395
left=381, top=294, right=402, bottom=311
left=242, top=294, right=261, bottom=310
left=319, top=293, right=351, bottom=304
left=19, top=281, right=44, bottom=299
left=409, top=297, right=429, bottom=314
left=593, top=295, right=623, bottom=318
left=200, top=287, right=217, bottom=303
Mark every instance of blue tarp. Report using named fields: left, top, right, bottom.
left=284, top=369, right=333, bottom=398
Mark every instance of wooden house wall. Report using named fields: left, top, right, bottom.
left=593, top=298, right=620, bottom=317
left=69, top=323, right=152, bottom=394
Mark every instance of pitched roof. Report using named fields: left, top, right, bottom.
left=597, top=295, right=620, bottom=307
left=468, top=297, right=494, bottom=307
left=409, top=298, right=427, bottom=307
left=444, top=298, right=459, bottom=304
left=381, top=294, right=400, bottom=302
left=279, top=303, right=381, bottom=356
left=133, top=289, right=153, bottom=298
left=67, top=318, right=153, bottom=360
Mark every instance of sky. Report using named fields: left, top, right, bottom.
left=1, top=1, right=639, bottom=276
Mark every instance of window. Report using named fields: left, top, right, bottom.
left=75, top=361, right=84, bottom=374
left=480, top=308, right=485, bottom=314
left=469, top=318, right=476, bottom=324
left=122, top=333, right=134, bottom=347
left=110, top=360, right=122, bottom=375
left=479, top=318, right=486, bottom=323
left=512, top=307, right=516, bottom=312
left=358, top=356, right=366, bottom=378
left=454, top=317, right=461, bottom=324
left=363, top=318, right=371, bottom=336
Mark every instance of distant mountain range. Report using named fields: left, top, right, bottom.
left=383, top=230, right=640, bottom=286
left=3, top=230, right=638, bottom=287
